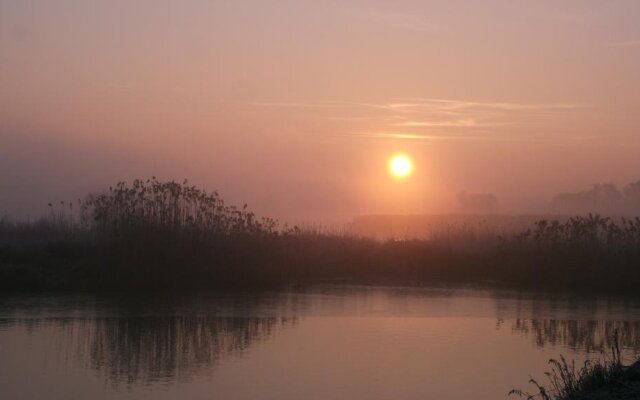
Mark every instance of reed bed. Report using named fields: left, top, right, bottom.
left=2, top=178, right=640, bottom=292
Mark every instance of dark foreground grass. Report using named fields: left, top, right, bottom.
left=511, top=336, right=640, bottom=400
left=2, top=178, right=640, bottom=292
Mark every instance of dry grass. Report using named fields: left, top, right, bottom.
left=510, top=334, right=640, bottom=400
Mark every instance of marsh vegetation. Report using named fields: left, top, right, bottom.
left=511, top=335, right=640, bottom=400
left=2, top=178, right=640, bottom=292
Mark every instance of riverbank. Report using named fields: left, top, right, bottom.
left=583, top=362, right=640, bottom=400
left=2, top=230, right=640, bottom=293
left=512, top=340, right=640, bottom=400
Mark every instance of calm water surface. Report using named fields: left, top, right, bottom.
left=1, top=286, right=640, bottom=400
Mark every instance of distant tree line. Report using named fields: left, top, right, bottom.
left=550, top=180, right=640, bottom=215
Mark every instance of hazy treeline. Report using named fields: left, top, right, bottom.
left=551, top=180, right=640, bottom=215
left=2, top=178, right=640, bottom=292
left=446, top=180, right=640, bottom=216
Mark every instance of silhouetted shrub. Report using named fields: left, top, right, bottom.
left=82, top=178, right=278, bottom=238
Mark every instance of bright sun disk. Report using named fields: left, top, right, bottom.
left=389, top=154, right=413, bottom=178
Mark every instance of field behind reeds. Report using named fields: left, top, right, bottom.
left=2, top=178, right=640, bottom=292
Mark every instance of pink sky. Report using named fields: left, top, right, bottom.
left=2, top=0, right=640, bottom=221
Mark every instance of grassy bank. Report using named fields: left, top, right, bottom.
left=511, top=337, right=640, bottom=400
left=2, top=178, right=640, bottom=292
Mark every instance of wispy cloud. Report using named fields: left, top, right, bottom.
left=247, top=97, right=583, bottom=142
left=355, top=98, right=579, bottom=131
left=250, top=98, right=579, bottom=113
left=344, top=132, right=520, bottom=142
left=378, top=98, right=579, bottom=111
left=391, top=119, right=494, bottom=128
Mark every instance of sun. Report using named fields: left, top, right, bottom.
left=388, top=154, right=413, bottom=179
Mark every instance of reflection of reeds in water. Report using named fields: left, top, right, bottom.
left=12, top=315, right=294, bottom=385
left=507, top=319, right=640, bottom=353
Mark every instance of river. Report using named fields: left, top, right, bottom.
left=1, top=286, right=640, bottom=399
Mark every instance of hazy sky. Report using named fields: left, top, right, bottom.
left=2, top=0, right=640, bottom=221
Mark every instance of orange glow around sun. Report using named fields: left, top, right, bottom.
left=388, top=154, right=413, bottom=179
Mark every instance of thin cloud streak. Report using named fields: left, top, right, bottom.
left=391, top=119, right=501, bottom=128
left=385, top=98, right=580, bottom=111
left=345, top=132, right=605, bottom=143
left=344, top=132, right=523, bottom=142
left=248, top=98, right=583, bottom=142
left=249, top=98, right=580, bottom=112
